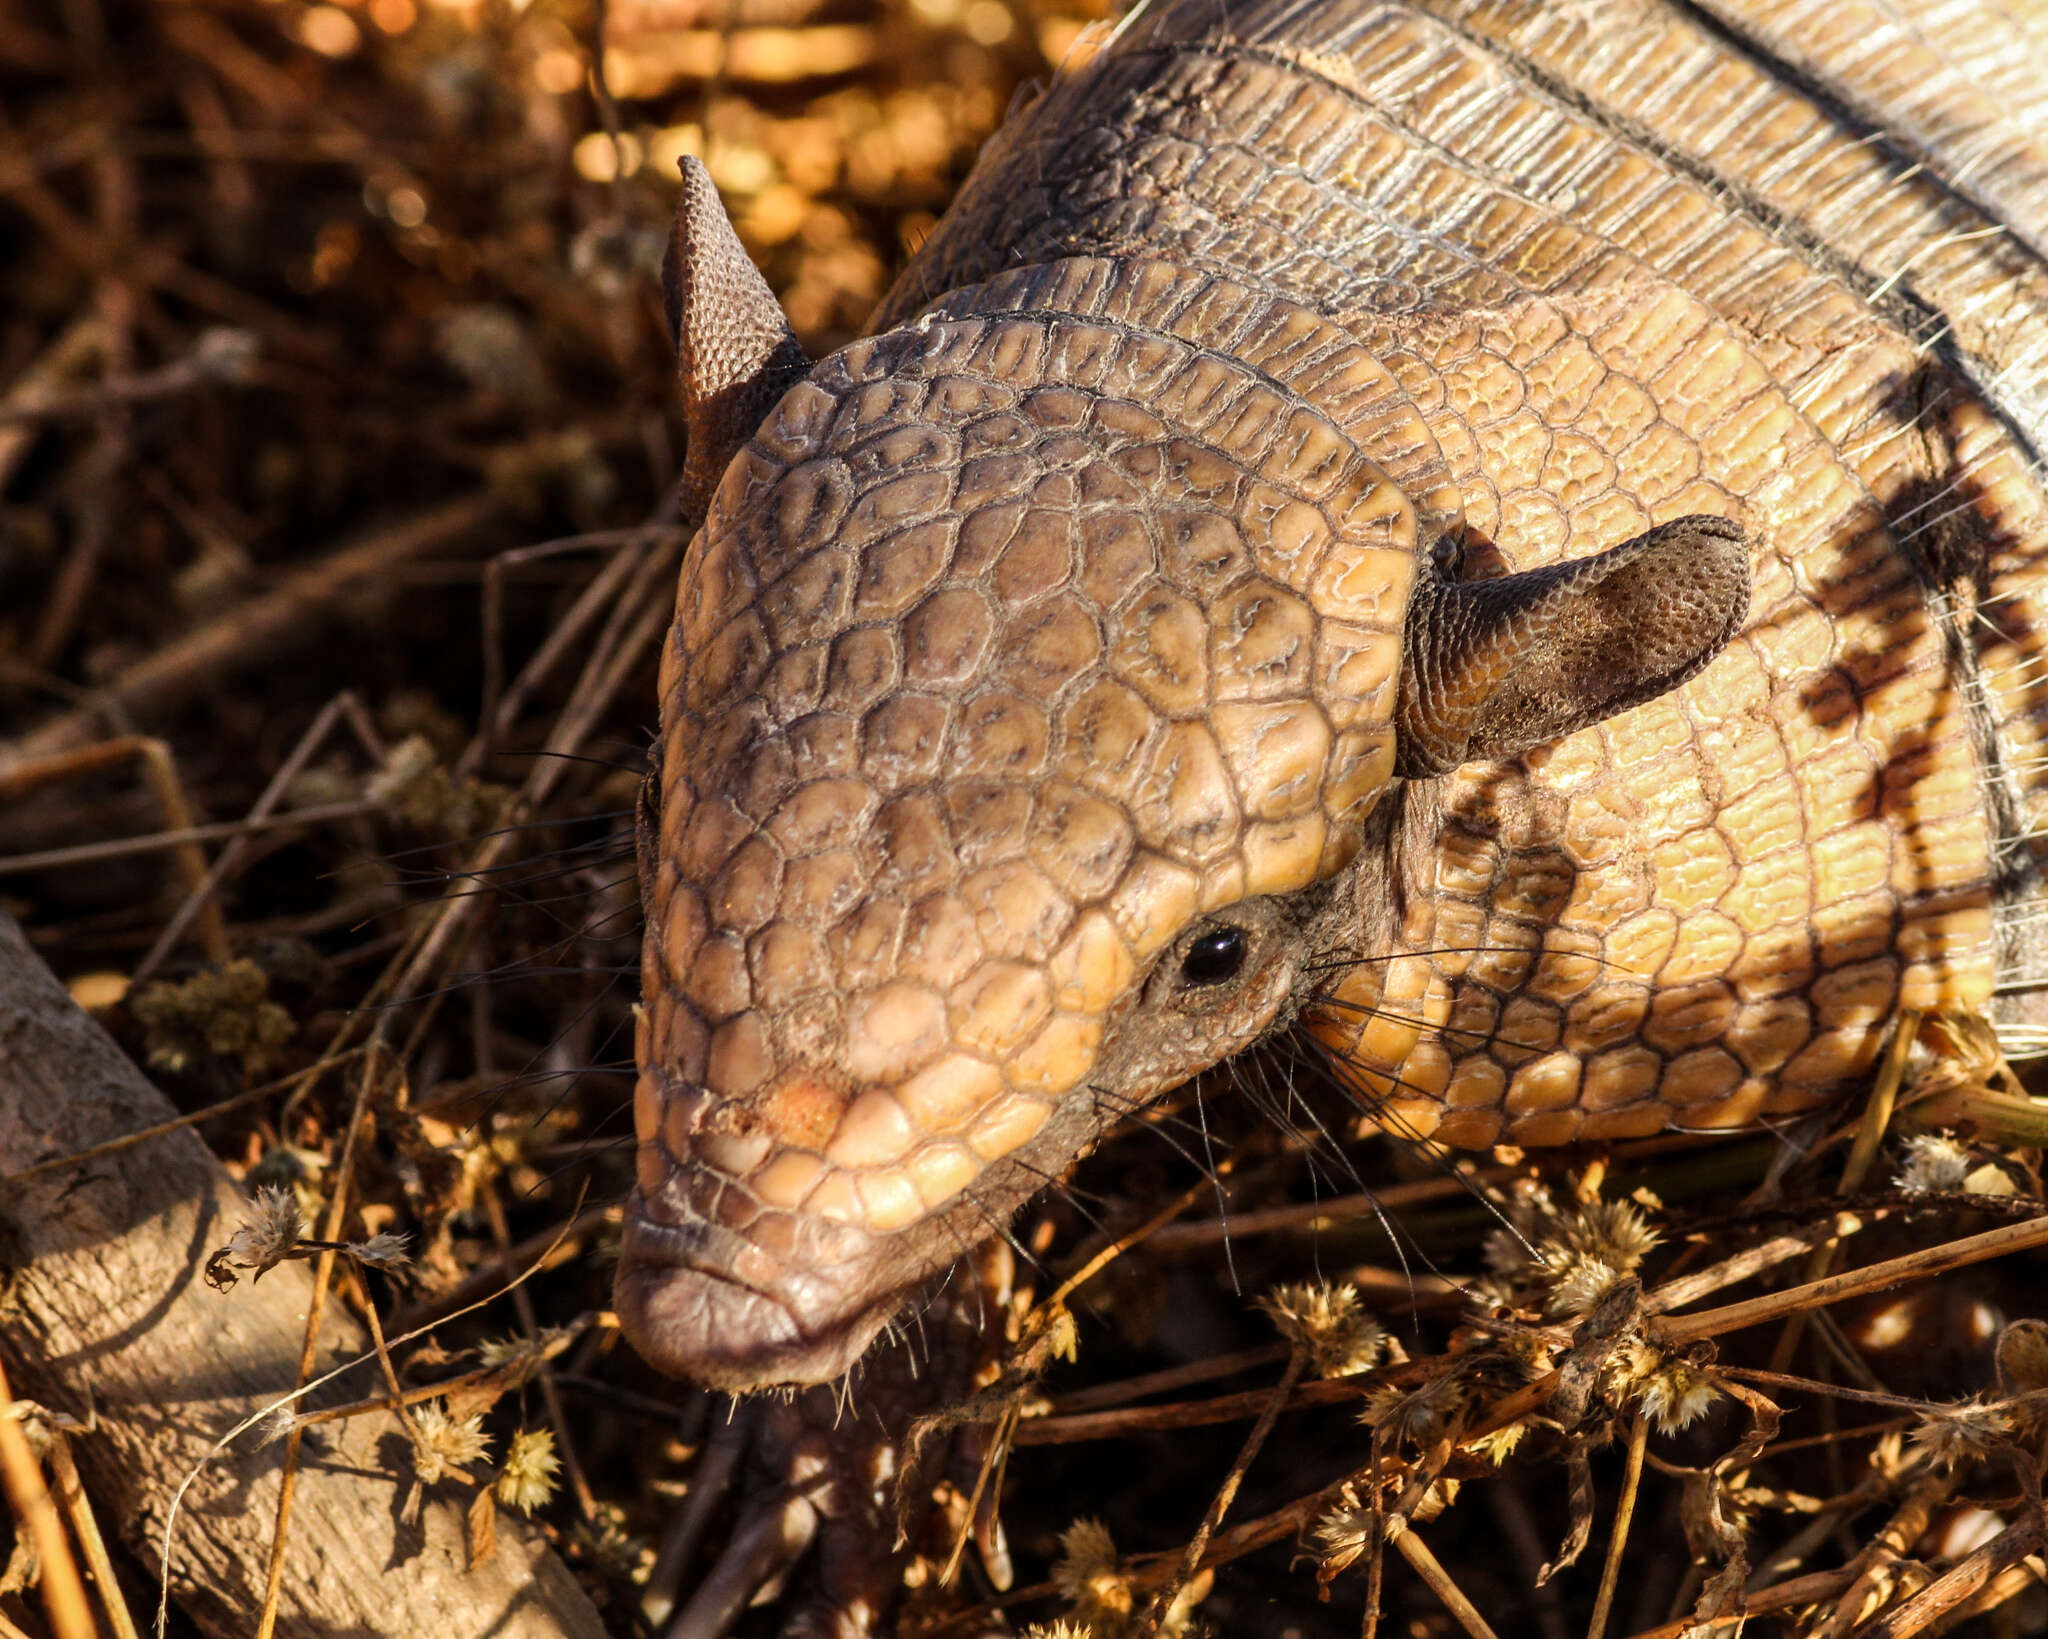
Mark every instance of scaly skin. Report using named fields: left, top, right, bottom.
left=622, top=0, right=2048, bottom=1394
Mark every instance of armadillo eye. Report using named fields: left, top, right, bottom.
left=1180, top=926, right=1248, bottom=987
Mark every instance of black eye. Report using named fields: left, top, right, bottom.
left=1180, top=926, right=1248, bottom=987
left=1430, top=534, right=1465, bottom=577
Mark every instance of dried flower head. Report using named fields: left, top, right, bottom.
left=206, top=1186, right=305, bottom=1289
left=1464, top=1420, right=1529, bottom=1465
left=131, top=959, right=295, bottom=1077
left=1481, top=1180, right=1560, bottom=1279
left=1535, top=1198, right=1660, bottom=1316
left=1311, top=1498, right=1378, bottom=1577
left=411, top=1401, right=491, bottom=1485
left=1461, top=1275, right=1523, bottom=1316
left=1256, top=1281, right=1388, bottom=1378
left=1020, top=1625, right=1095, bottom=1639
left=477, top=1334, right=531, bottom=1371
left=1548, top=1257, right=1627, bottom=1318
left=1410, top=1477, right=1460, bottom=1524
left=367, top=734, right=510, bottom=836
left=1908, top=1398, right=2014, bottom=1469
left=476, top=1328, right=572, bottom=1386
left=569, top=1508, right=647, bottom=1584
left=496, top=1428, right=561, bottom=1513
left=349, top=1230, right=413, bottom=1270
left=1897, top=1133, right=1972, bottom=1194
left=1052, top=1519, right=1131, bottom=1624
left=1362, top=1374, right=1464, bottom=1445
left=252, top=1405, right=301, bottom=1447
left=1637, top=1355, right=1720, bottom=1434
left=1598, top=1339, right=1721, bottom=1434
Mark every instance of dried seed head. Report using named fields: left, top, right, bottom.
left=131, top=959, right=296, bottom=1077
left=1361, top=1375, right=1463, bottom=1444
left=252, top=1405, right=301, bottom=1447
left=221, top=1186, right=304, bottom=1282
left=1548, top=1256, right=1628, bottom=1318
left=1052, top=1519, right=1130, bottom=1622
left=1560, top=1198, right=1660, bottom=1268
left=496, top=1428, right=562, bottom=1513
left=1410, top=1477, right=1460, bottom=1523
left=1535, top=1197, right=1660, bottom=1315
left=367, top=734, right=511, bottom=836
left=1311, top=1500, right=1378, bottom=1576
left=1599, top=1339, right=1719, bottom=1433
left=411, top=1401, right=492, bottom=1485
left=1908, top=1399, right=2014, bottom=1469
left=1020, top=1625, right=1095, bottom=1639
left=1481, top=1180, right=1559, bottom=1279
left=1630, top=1351, right=1721, bottom=1435
left=1464, top=1420, right=1529, bottom=1464
left=1897, top=1133, right=1972, bottom=1193
left=1461, top=1276, right=1523, bottom=1315
left=478, top=1334, right=529, bottom=1370
left=349, top=1230, right=413, bottom=1270
left=1256, top=1281, right=1388, bottom=1378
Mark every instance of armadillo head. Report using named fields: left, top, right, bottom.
left=617, top=162, right=1750, bottom=1390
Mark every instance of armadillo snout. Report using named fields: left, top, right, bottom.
left=616, top=1072, right=917, bottom=1388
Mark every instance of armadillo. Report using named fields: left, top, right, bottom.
left=619, top=0, right=2048, bottom=1394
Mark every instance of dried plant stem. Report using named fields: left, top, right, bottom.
left=0, top=313, right=100, bottom=488
left=1585, top=1415, right=1648, bottom=1639
left=1936, top=1559, right=2048, bottom=1631
left=0, top=1355, right=97, bottom=1639
left=481, top=1186, right=594, bottom=1520
left=1050, top=1344, right=1291, bottom=1414
left=343, top=1267, right=417, bottom=1442
left=0, top=735, right=227, bottom=962
left=133, top=691, right=384, bottom=985
left=1045, top=1159, right=1240, bottom=1315
left=1013, top=1361, right=1396, bottom=1446
left=1851, top=1513, right=2046, bottom=1638
left=1388, top=1524, right=1497, bottom=1639
left=0, top=799, right=383, bottom=876
left=471, top=525, right=677, bottom=775
left=251, top=1048, right=386, bottom=1639
left=938, top=1401, right=1020, bottom=1589
left=0, top=1047, right=364, bottom=1187
left=8, top=490, right=504, bottom=764
left=47, top=1438, right=139, bottom=1639
left=0, top=327, right=254, bottom=424
left=1660, top=1212, right=2048, bottom=1346
left=289, top=1366, right=504, bottom=1429
left=385, top=1203, right=617, bottom=1335
left=1815, top=1470, right=1955, bottom=1639
left=1769, top=1011, right=1920, bottom=1373
left=1144, top=1165, right=1517, bottom=1253
left=1145, top=1345, right=1308, bottom=1635
left=1644, top=1210, right=1867, bottom=1315
left=1618, top=1566, right=1862, bottom=1639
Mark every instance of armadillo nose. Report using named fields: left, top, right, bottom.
left=614, top=1193, right=906, bottom=1390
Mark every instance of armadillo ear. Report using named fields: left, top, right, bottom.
left=1395, top=515, right=1750, bottom=778
left=665, top=155, right=811, bottom=528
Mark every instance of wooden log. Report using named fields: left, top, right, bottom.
left=0, top=911, right=610, bottom=1639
